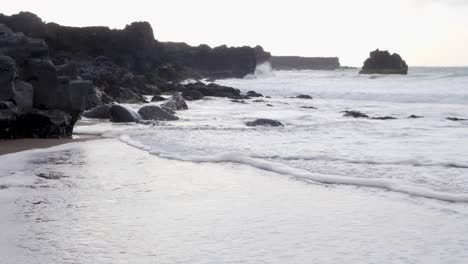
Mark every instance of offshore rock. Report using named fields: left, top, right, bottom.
left=359, top=49, right=408, bottom=75
left=246, top=119, right=284, bottom=127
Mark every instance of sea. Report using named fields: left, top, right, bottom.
left=1, top=65, right=468, bottom=263
left=123, top=65, right=468, bottom=201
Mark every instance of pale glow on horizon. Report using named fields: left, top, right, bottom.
left=3, top=0, right=468, bottom=66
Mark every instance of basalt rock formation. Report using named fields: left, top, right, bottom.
left=269, top=56, right=340, bottom=70
left=359, top=49, right=408, bottom=75
left=0, top=24, right=90, bottom=139
left=0, top=12, right=270, bottom=111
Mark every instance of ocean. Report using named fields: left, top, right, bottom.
left=121, top=66, right=468, bottom=201
left=1, top=66, right=468, bottom=263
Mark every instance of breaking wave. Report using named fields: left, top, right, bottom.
left=120, top=135, right=468, bottom=203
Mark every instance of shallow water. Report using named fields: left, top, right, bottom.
left=107, top=68, right=468, bottom=200
left=1, top=140, right=468, bottom=264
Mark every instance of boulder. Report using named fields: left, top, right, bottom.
left=182, top=89, right=204, bottom=101
left=82, top=104, right=111, bottom=119
left=359, top=49, right=408, bottom=75
left=342, top=110, right=369, bottom=118
left=85, top=86, right=112, bottom=110
left=161, top=93, right=188, bottom=111
left=15, top=109, right=77, bottom=138
left=137, top=105, right=179, bottom=121
left=246, top=119, right=284, bottom=127
left=296, top=94, right=313, bottom=99
left=109, top=104, right=141, bottom=123
left=246, top=91, right=263, bottom=97
left=408, top=115, right=423, bottom=119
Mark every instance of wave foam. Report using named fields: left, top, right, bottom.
left=120, top=135, right=468, bottom=203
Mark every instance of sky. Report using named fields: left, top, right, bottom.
left=3, top=0, right=468, bottom=66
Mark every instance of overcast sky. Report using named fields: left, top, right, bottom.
left=4, top=0, right=468, bottom=66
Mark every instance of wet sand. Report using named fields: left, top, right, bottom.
left=0, top=135, right=99, bottom=156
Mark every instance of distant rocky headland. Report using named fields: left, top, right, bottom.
left=269, top=56, right=340, bottom=71
left=359, top=49, right=408, bottom=75
left=0, top=11, right=271, bottom=139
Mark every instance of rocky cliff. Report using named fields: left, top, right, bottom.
left=0, top=24, right=91, bottom=139
left=0, top=11, right=271, bottom=138
left=0, top=12, right=270, bottom=80
left=269, top=56, right=340, bottom=70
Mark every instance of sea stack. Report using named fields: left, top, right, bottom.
left=359, top=49, right=408, bottom=75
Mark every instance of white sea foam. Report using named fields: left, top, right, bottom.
left=119, top=135, right=468, bottom=203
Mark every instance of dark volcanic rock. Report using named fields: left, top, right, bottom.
left=137, top=105, right=179, bottom=121
left=0, top=24, right=89, bottom=138
left=246, top=91, right=263, bottom=97
left=342, top=110, right=370, bottom=118
left=182, top=89, right=204, bottom=101
left=109, top=104, right=141, bottom=123
left=85, top=86, right=112, bottom=110
left=182, top=82, right=241, bottom=98
left=231, top=99, right=247, bottom=104
left=151, top=95, right=166, bottom=102
left=106, top=87, right=147, bottom=104
left=342, top=110, right=396, bottom=120
left=0, top=12, right=270, bottom=80
left=296, top=94, right=313, bottom=99
left=82, top=104, right=111, bottom=119
left=161, top=93, right=188, bottom=111
left=300, top=106, right=317, bottom=109
left=447, top=117, right=467, bottom=121
left=371, top=116, right=397, bottom=120
left=246, top=119, right=284, bottom=127
left=359, top=49, right=408, bottom=75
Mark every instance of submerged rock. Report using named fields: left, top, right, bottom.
left=161, top=93, right=188, bottom=111
left=246, top=119, right=284, bottom=127
left=342, top=110, right=370, bottom=118
left=371, top=116, right=397, bottom=120
left=359, top=49, right=408, bottom=75
left=300, top=106, right=317, bottom=109
left=296, top=94, right=313, bottom=99
left=109, top=104, right=141, bottom=123
left=246, top=91, right=263, bottom=97
left=447, top=117, right=467, bottom=121
left=137, top=105, right=179, bottom=121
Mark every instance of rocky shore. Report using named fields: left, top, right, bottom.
left=0, top=11, right=271, bottom=139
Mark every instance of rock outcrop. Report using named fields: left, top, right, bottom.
left=0, top=24, right=90, bottom=139
left=359, top=49, right=408, bottom=75
left=0, top=11, right=270, bottom=115
left=270, top=56, right=340, bottom=70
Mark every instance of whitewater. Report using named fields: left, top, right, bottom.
left=108, top=66, right=468, bottom=202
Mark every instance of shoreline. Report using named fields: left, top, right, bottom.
left=0, top=134, right=100, bottom=156
left=1, top=138, right=467, bottom=263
